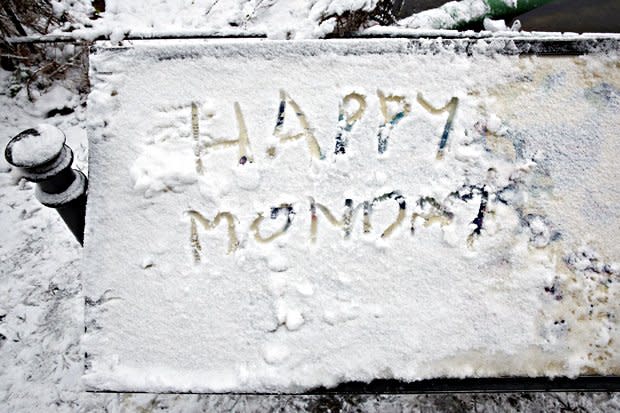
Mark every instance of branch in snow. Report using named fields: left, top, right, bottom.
left=311, top=0, right=396, bottom=37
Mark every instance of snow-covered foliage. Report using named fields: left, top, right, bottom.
left=45, top=0, right=394, bottom=40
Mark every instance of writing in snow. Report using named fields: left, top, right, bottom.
left=190, top=89, right=459, bottom=169
left=171, top=89, right=500, bottom=262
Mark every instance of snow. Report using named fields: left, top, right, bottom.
left=317, top=0, right=379, bottom=15
left=6, top=124, right=66, bottom=167
left=1, top=0, right=619, bottom=409
left=49, top=0, right=384, bottom=40
left=130, top=146, right=198, bottom=198
left=483, top=17, right=509, bottom=32
left=35, top=170, right=86, bottom=207
left=81, top=38, right=620, bottom=392
left=482, top=18, right=523, bottom=33
left=29, top=85, right=79, bottom=118
left=397, top=0, right=490, bottom=30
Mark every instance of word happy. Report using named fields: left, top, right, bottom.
left=190, top=90, right=459, bottom=173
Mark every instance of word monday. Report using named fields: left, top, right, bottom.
left=188, top=186, right=488, bottom=263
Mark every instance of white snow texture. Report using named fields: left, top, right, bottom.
left=83, top=38, right=620, bottom=392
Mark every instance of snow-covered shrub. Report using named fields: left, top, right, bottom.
left=0, top=0, right=93, bottom=99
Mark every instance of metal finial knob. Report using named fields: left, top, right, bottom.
left=5, top=124, right=88, bottom=245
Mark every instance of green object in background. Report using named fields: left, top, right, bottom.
left=398, top=0, right=558, bottom=30
left=487, top=0, right=557, bottom=18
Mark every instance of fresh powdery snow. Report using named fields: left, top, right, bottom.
left=81, top=38, right=620, bottom=393
left=6, top=124, right=66, bottom=167
left=397, top=0, right=491, bottom=30
left=51, top=0, right=383, bottom=40
left=0, top=0, right=618, bottom=410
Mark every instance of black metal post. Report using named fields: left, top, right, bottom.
left=4, top=125, right=87, bottom=245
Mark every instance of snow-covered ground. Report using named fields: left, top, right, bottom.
left=50, top=0, right=387, bottom=40
left=2, top=0, right=620, bottom=411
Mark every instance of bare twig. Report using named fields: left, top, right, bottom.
left=25, top=60, right=56, bottom=100
left=24, top=46, right=85, bottom=100
left=1, top=1, right=28, bottom=36
left=320, top=0, right=396, bottom=37
left=1, top=1, right=36, bottom=53
left=0, top=53, right=30, bottom=60
left=204, top=0, right=221, bottom=17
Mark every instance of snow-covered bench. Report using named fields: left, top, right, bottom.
left=6, top=34, right=620, bottom=393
